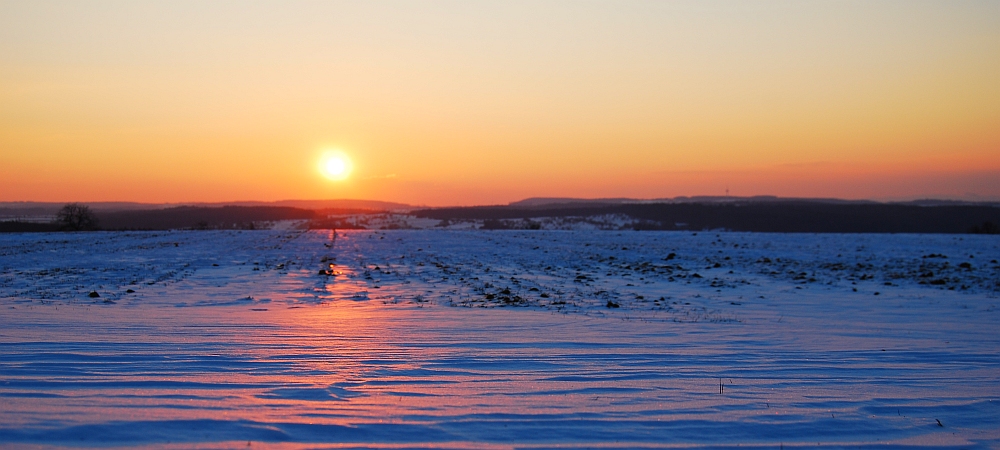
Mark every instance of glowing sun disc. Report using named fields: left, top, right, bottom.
left=319, top=151, right=353, bottom=180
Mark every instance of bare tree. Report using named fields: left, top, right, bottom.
left=56, top=203, right=99, bottom=231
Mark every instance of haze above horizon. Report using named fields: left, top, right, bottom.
left=2, top=1, right=998, bottom=206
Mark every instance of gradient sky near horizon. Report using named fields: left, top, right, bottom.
left=2, top=1, right=998, bottom=206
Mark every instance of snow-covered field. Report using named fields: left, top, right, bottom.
left=1, top=230, right=998, bottom=448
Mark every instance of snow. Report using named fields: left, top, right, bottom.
left=1, top=230, right=998, bottom=448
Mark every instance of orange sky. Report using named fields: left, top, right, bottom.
left=2, top=1, right=998, bottom=206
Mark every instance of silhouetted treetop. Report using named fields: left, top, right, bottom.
left=56, top=203, right=99, bottom=231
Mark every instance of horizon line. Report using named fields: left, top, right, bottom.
left=3, top=194, right=1000, bottom=210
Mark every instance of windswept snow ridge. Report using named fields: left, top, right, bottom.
left=1, top=230, right=998, bottom=448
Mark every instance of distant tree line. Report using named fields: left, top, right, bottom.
left=413, top=202, right=1000, bottom=234
left=970, top=221, right=999, bottom=235
left=0, top=203, right=99, bottom=232
left=3, top=201, right=999, bottom=234
left=0, top=204, right=321, bottom=232
left=97, top=206, right=317, bottom=230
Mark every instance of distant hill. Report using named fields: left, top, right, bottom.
left=0, top=202, right=168, bottom=217
left=225, top=199, right=414, bottom=211
left=508, top=198, right=639, bottom=208
left=5, top=197, right=1000, bottom=234
left=509, top=196, right=1000, bottom=208
left=1, top=199, right=415, bottom=232
left=508, top=196, right=899, bottom=208
left=415, top=201, right=1000, bottom=234
left=97, top=206, right=319, bottom=230
left=0, top=199, right=414, bottom=217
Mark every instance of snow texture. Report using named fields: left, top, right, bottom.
left=1, top=230, right=998, bottom=448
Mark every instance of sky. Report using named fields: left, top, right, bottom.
left=2, top=0, right=998, bottom=206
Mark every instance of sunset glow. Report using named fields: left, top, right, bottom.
left=1, top=1, right=998, bottom=205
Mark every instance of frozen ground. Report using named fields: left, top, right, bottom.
left=1, top=230, right=998, bottom=448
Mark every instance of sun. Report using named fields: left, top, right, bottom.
left=318, top=150, right=354, bottom=181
